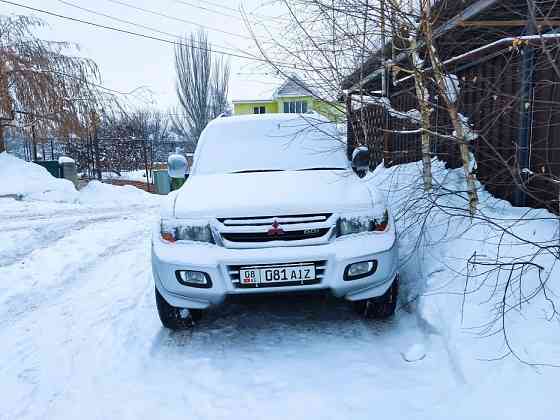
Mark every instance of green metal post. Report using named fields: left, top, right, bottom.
left=170, top=177, right=185, bottom=191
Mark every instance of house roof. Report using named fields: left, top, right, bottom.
left=232, top=99, right=275, bottom=104
left=273, top=74, right=316, bottom=99
left=232, top=75, right=317, bottom=104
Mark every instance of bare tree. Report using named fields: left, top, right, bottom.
left=0, top=15, right=105, bottom=155
left=244, top=0, right=560, bottom=365
left=419, top=0, right=478, bottom=214
left=409, top=8, right=433, bottom=192
left=172, top=31, right=230, bottom=144
left=97, top=108, right=170, bottom=178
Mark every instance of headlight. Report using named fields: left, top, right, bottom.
left=336, top=209, right=389, bottom=236
left=160, top=219, right=215, bottom=244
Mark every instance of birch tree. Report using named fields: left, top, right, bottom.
left=410, top=24, right=432, bottom=191
left=421, top=1, right=479, bottom=215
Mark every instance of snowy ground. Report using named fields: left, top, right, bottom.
left=102, top=170, right=150, bottom=183
left=2, top=153, right=560, bottom=419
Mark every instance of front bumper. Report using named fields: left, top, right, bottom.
left=152, top=232, right=399, bottom=309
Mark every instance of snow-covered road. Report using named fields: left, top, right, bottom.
left=0, top=195, right=463, bottom=420
left=3, top=153, right=560, bottom=420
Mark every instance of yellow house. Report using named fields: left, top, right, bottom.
left=232, top=75, right=342, bottom=122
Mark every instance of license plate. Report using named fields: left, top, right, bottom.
left=239, top=265, right=316, bottom=285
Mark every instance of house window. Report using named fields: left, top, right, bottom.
left=283, top=101, right=308, bottom=114
left=253, top=106, right=266, bottom=114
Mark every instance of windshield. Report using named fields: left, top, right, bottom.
left=191, top=115, right=349, bottom=176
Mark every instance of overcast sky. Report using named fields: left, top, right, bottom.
left=2, top=0, right=288, bottom=110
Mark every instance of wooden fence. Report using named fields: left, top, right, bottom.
left=348, top=42, right=560, bottom=212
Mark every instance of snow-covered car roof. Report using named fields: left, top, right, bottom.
left=191, top=113, right=348, bottom=176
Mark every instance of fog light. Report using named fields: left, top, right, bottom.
left=175, top=270, right=212, bottom=288
left=344, top=260, right=377, bottom=281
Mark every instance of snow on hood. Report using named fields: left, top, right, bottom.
left=172, top=170, right=382, bottom=219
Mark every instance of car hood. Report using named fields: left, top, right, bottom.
left=172, top=170, right=378, bottom=219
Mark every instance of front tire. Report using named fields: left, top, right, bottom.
left=155, top=287, right=201, bottom=330
left=353, top=276, right=399, bottom=319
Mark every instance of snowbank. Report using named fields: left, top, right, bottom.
left=78, top=180, right=155, bottom=207
left=0, top=153, right=157, bottom=207
left=58, top=156, right=75, bottom=165
left=0, top=152, right=79, bottom=202
left=368, top=159, right=560, bottom=417
left=102, top=169, right=149, bottom=183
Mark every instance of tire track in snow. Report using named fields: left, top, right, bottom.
left=0, top=225, right=154, bottom=420
left=40, top=248, right=154, bottom=420
left=3, top=204, right=155, bottom=224
left=0, top=213, right=154, bottom=326
left=0, top=209, right=145, bottom=267
left=0, top=200, right=466, bottom=420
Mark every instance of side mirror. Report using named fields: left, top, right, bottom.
left=168, top=148, right=188, bottom=179
left=351, top=146, right=369, bottom=177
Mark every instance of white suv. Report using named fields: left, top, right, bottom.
left=152, top=113, right=399, bottom=329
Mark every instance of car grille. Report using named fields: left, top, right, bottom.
left=221, top=228, right=329, bottom=243
left=217, top=213, right=333, bottom=245
left=228, top=260, right=327, bottom=289
left=218, top=213, right=331, bottom=227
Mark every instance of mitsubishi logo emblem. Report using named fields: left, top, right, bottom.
left=267, top=218, right=285, bottom=236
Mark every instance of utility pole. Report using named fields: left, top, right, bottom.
left=380, top=0, right=387, bottom=96
left=0, top=124, right=4, bottom=154
left=380, top=0, right=393, bottom=168
left=31, top=123, right=38, bottom=161
left=346, top=93, right=355, bottom=160
left=0, top=105, right=15, bottom=154
left=91, top=110, right=102, bottom=181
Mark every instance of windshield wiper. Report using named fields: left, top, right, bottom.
left=296, top=167, right=347, bottom=171
left=231, top=169, right=284, bottom=174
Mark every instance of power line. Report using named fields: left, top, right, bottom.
left=56, top=0, right=250, bottom=55
left=46, top=69, right=153, bottom=97
left=173, top=0, right=289, bottom=23
left=180, top=0, right=242, bottom=15
left=0, top=0, right=301, bottom=68
left=102, top=0, right=251, bottom=40
left=171, top=0, right=242, bottom=21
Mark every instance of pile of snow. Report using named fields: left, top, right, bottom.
left=0, top=153, right=157, bottom=207
left=401, top=343, right=426, bottom=362
left=102, top=169, right=149, bottom=183
left=78, top=180, right=154, bottom=207
left=368, top=159, right=560, bottom=417
left=58, top=156, right=75, bottom=165
left=0, top=152, right=79, bottom=202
